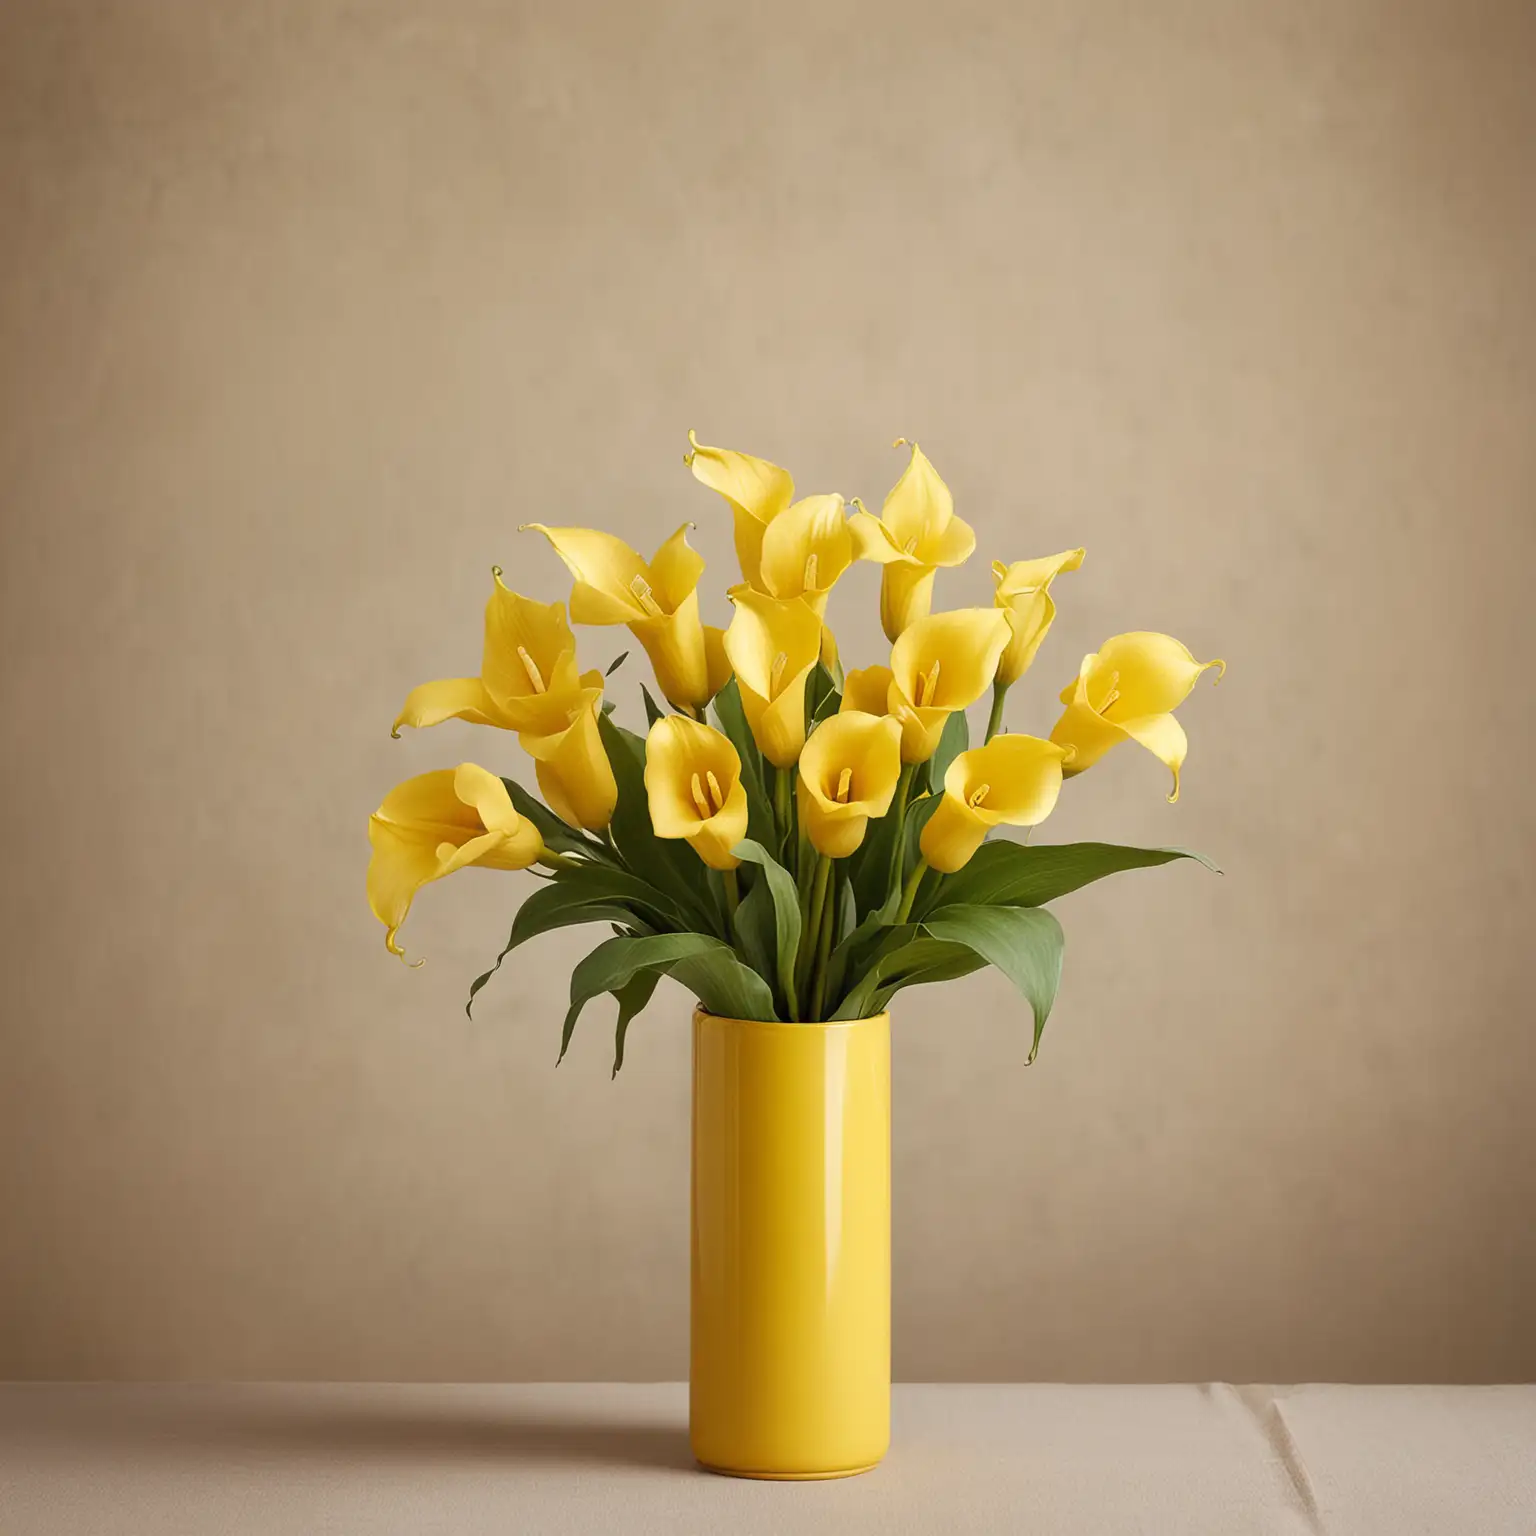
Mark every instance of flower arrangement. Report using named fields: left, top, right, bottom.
left=368, top=436, right=1223, bottom=1070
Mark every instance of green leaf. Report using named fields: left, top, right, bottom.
left=731, top=839, right=803, bottom=1020
left=927, top=708, right=969, bottom=792
left=597, top=714, right=719, bottom=932
left=465, top=863, right=680, bottom=1016
left=499, top=777, right=606, bottom=859
left=806, top=662, right=841, bottom=725
left=561, top=933, right=778, bottom=1059
left=920, top=904, right=1065, bottom=1062
left=922, top=841, right=1220, bottom=916
left=640, top=684, right=667, bottom=727
left=611, top=967, right=660, bottom=1077
left=606, top=651, right=629, bottom=676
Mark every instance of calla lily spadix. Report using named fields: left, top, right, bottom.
left=992, top=548, right=1085, bottom=688
left=723, top=590, right=824, bottom=768
left=798, top=711, right=904, bottom=858
left=525, top=522, right=729, bottom=713
left=684, top=433, right=796, bottom=591
left=367, top=764, right=544, bottom=962
left=392, top=571, right=600, bottom=738
left=1050, top=632, right=1225, bottom=802
left=849, top=441, right=977, bottom=641
left=887, top=608, right=1011, bottom=763
left=919, top=735, right=1071, bottom=874
left=644, top=715, right=750, bottom=870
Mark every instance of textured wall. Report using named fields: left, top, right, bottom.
left=2, top=0, right=1532, bottom=1382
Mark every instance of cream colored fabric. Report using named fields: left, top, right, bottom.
left=1, top=1384, right=1531, bottom=1534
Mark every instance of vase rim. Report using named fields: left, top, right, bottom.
left=692, top=1006, right=888, bottom=1031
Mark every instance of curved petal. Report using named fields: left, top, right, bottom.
left=685, top=433, right=795, bottom=525
left=918, top=794, right=987, bottom=874
left=524, top=524, right=647, bottom=624
left=391, top=677, right=509, bottom=737
left=648, top=523, right=706, bottom=611
left=879, top=562, right=936, bottom=641
left=703, top=625, right=732, bottom=702
left=452, top=762, right=517, bottom=834
left=995, top=588, right=1056, bottom=687
left=926, top=511, right=976, bottom=568
left=1049, top=685, right=1129, bottom=775
left=643, top=714, right=742, bottom=839
left=1115, top=711, right=1191, bottom=803
left=520, top=692, right=617, bottom=830
left=1095, top=632, right=1225, bottom=720
left=880, top=439, right=954, bottom=549
left=632, top=590, right=712, bottom=709
left=848, top=509, right=911, bottom=565
left=691, top=780, right=749, bottom=869
left=480, top=573, right=580, bottom=707
left=723, top=589, right=822, bottom=699
left=799, top=712, right=902, bottom=814
left=944, top=734, right=1066, bottom=826
left=366, top=815, right=440, bottom=959
left=992, top=547, right=1085, bottom=600
left=375, top=768, right=480, bottom=835
left=840, top=664, right=894, bottom=716
left=889, top=609, right=1010, bottom=711
left=758, top=495, right=852, bottom=601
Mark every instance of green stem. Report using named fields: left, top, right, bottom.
left=809, top=862, right=838, bottom=1020
left=536, top=851, right=579, bottom=872
left=894, top=858, right=929, bottom=924
left=888, top=761, right=917, bottom=897
left=799, top=855, right=831, bottom=1016
left=722, top=867, right=739, bottom=921
left=774, top=765, right=792, bottom=858
left=985, top=680, right=1009, bottom=743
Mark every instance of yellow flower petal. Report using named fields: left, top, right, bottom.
left=880, top=439, right=954, bottom=551
left=888, top=608, right=1011, bottom=761
left=723, top=591, right=822, bottom=767
left=648, top=522, right=707, bottom=612
left=523, top=524, right=653, bottom=625
left=391, top=677, right=509, bottom=737
left=1115, top=712, right=1190, bottom=803
left=757, top=494, right=853, bottom=603
left=367, top=766, right=543, bottom=960
left=991, top=548, right=1084, bottom=687
left=840, top=664, right=894, bottom=716
left=643, top=715, right=748, bottom=869
left=684, top=432, right=795, bottom=589
left=1093, top=632, right=1225, bottom=719
left=632, top=588, right=714, bottom=710
left=518, top=688, right=617, bottom=830
left=797, top=711, right=903, bottom=857
left=879, top=562, right=937, bottom=641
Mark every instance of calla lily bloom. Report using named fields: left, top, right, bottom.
left=840, top=664, right=895, bottom=717
left=798, top=712, right=903, bottom=858
left=684, top=433, right=797, bottom=591
left=849, top=441, right=977, bottom=640
left=754, top=493, right=853, bottom=617
left=392, top=572, right=598, bottom=738
left=919, top=735, right=1071, bottom=874
left=525, top=523, right=728, bottom=712
left=992, top=548, right=1085, bottom=687
left=367, top=764, right=544, bottom=961
left=887, top=608, right=1011, bottom=763
left=644, top=715, right=749, bottom=870
left=1050, top=632, right=1225, bottom=802
left=516, top=685, right=617, bottom=831
left=723, top=590, right=823, bottom=768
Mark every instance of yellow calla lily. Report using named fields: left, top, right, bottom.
left=722, top=590, right=823, bottom=768
left=525, top=522, right=726, bottom=713
left=755, top=493, right=853, bottom=616
left=849, top=441, right=977, bottom=640
left=840, top=664, right=894, bottom=717
left=684, top=432, right=796, bottom=590
left=515, top=685, right=617, bottom=831
left=992, top=548, right=1085, bottom=687
left=367, top=763, right=544, bottom=961
left=888, top=608, right=1011, bottom=762
left=644, top=715, right=749, bottom=870
left=798, top=712, right=903, bottom=858
left=392, top=571, right=593, bottom=738
left=1050, top=633, right=1225, bottom=802
left=919, top=735, right=1070, bottom=874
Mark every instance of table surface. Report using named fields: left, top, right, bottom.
left=2, top=1382, right=1532, bottom=1535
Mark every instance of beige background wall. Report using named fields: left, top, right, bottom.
left=2, top=0, right=1533, bottom=1384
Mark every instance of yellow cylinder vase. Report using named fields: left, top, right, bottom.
left=690, top=1009, right=891, bottom=1480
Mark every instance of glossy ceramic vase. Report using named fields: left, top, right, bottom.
left=689, top=1009, right=891, bottom=1479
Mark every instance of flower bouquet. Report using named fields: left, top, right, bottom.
left=367, top=435, right=1223, bottom=1478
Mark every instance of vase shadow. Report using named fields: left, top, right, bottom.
left=4, top=1389, right=698, bottom=1475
